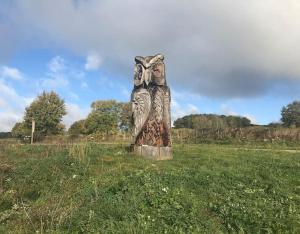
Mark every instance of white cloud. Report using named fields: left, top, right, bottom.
left=81, top=81, right=88, bottom=88
left=68, top=91, right=79, bottom=100
left=41, top=56, right=69, bottom=89
left=63, top=103, right=89, bottom=129
left=48, top=56, right=66, bottom=73
left=170, top=89, right=202, bottom=124
left=220, top=104, right=238, bottom=116
left=41, top=73, right=69, bottom=89
left=85, top=52, right=102, bottom=71
left=186, top=104, right=199, bottom=114
left=171, top=99, right=199, bottom=124
left=0, top=111, right=22, bottom=132
left=244, top=114, right=257, bottom=125
left=97, top=76, right=115, bottom=89
left=0, top=66, right=23, bottom=80
left=0, top=80, right=33, bottom=131
left=0, top=80, right=23, bottom=102
left=71, top=71, right=85, bottom=80
left=41, top=56, right=88, bottom=89
left=220, top=104, right=257, bottom=124
left=120, top=85, right=130, bottom=98
left=0, top=98, right=6, bottom=108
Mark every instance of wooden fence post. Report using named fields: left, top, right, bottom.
left=31, top=118, right=35, bottom=144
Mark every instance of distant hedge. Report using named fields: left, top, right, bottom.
left=0, top=132, right=12, bottom=139
left=174, top=114, right=252, bottom=129
left=172, top=127, right=300, bottom=144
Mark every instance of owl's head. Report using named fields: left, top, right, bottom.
left=134, top=54, right=166, bottom=87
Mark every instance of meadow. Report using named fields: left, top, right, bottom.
left=0, top=142, right=299, bottom=233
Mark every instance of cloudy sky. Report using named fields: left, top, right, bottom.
left=1, top=0, right=300, bottom=131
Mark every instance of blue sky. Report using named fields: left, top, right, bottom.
left=1, top=0, right=300, bottom=131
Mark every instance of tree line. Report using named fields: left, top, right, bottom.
left=11, top=91, right=131, bottom=140
left=9, top=90, right=300, bottom=141
left=174, top=114, right=252, bottom=129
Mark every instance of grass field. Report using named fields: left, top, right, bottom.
left=0, top=143, right=299, bottom=233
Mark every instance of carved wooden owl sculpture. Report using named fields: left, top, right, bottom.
left=131, top=54, right=171, bottom=147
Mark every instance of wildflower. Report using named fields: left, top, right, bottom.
left=162, top=187, right=169, bottom=192
left=12, top=204, right=19, bottom=210
left=244, top=188, right=255, bottom=194
left=72, top=174, right=77, bottom=179
left=89, top=210, right=95, bottom=221
left=5, top=177, right=11, bottom=182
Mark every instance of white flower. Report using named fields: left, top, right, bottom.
left=162, top=187, right=169, bottom=192
left=12, top=204, right=19, bottom=210
left=72, top=174, right=77, bottom=179
left=5, top=177, right=11, bottom=182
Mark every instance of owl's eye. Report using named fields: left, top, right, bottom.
left=137, top=64, right=143, bottom=80
left=151, top=63, right=163, bottom=79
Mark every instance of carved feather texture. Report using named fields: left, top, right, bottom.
left=163, top=88, right=171, bottom=129
left=152, top=87, right=164, bottom=122
left=131, top=88, right=151, bottom=139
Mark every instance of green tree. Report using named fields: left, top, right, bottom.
left=68, top=119, right=87, bottom=135
left=174, top=114, right=251, bottom=129
left=119, top=102, right=132, bottom=131
left=281, top=101, right=300, bottom=127
left=0, top=132, right=12, bottom=139
left=24, top=91, right=67, bottom=135
left=85, top=100, right=131, bottom=134
left=86, top=112, right=118, bottom=134
left=86, top=100, right=119, bottom=134
left=11, top=122, right=30, bottom=138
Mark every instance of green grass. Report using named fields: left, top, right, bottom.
left=0, top=143, right=299, bottom=233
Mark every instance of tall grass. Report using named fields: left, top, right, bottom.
left=68, top=143, right=91, bottom=165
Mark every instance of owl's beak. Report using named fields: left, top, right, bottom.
left=144, top=69, right=152, bottom=85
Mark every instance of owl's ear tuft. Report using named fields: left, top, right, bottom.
left=155, top=54, right=164, bottom=60
left=135, top=56, right=144, bottom=63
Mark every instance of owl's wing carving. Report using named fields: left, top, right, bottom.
left=163, top=87, right=171, bottom=130
left=152, top=87, right=164, bottom=122
left=131, top=88, right=151, bottom=141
